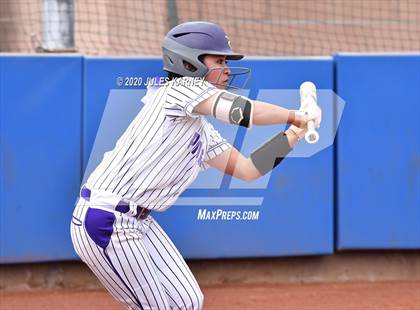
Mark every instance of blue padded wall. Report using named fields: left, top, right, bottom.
left=335, top=54, right=420, bottom=249
left=0, top=55, right=83, bottom=263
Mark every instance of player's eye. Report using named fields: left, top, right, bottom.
left=217, top=59, right=228, bottom=66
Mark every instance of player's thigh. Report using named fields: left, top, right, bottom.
left=143, top=216, right=204, bottom=310
left=106, top=213, right=171, bottom=309
left=71, top=202, right=170, bottom=310
left=70, top=202, right=142, bottom=309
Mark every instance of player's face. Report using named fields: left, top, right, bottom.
left=203, top=55, right=231, bottom=89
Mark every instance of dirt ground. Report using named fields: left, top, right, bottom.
left=1, top=281, right=419, bottom=310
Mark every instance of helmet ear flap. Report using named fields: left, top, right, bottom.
left=165, top=55, right=174, bottom=65
left=182, top=60, right=197, bottom=73
left=162, top=38, right=209, bottom=77
left=163, top=43, right=208, bottom=77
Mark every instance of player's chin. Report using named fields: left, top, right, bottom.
left=215, top=81, right=228, bottom=90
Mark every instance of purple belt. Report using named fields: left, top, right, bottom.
left=80, top=186, right=151, bottom=220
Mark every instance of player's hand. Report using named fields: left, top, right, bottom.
left=302, top=103, right=322, bottom=129
left=288, top=124, right=307, bottom=140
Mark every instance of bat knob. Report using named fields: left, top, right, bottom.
left=305, top=130, right=319, bottom=144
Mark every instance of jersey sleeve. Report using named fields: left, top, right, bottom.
left=164, top=77, right=219, bottom=118
left=202, top=120, right=232, bottom=170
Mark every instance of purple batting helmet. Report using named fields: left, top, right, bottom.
left=162, top=21, right=244, bottom=78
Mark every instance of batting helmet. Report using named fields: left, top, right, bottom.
left=162, top=21, right=244, bottom=78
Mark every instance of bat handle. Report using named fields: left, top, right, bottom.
left=305, top=120, right=320, bottom=144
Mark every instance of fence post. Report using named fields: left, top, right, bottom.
left=42, top=0, right=75, bottom=51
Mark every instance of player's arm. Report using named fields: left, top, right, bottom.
left=252, top=100, right=303, bottom=126
left=193, top=91, right=309, bottom=128
left=205, top=127, right=303, bottom=181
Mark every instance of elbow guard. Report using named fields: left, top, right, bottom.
left=211, top=91, right=253, bottom=128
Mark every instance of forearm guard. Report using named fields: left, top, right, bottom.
left=250, top=132, right=293, bottom=176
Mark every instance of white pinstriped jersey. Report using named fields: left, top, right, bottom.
left=85, top=77, right=232, bottom=211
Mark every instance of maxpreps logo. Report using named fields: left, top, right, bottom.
left=197, top=209, right=259, bottom=221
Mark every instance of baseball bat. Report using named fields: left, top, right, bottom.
left=299, top=81, right=320, bottom=144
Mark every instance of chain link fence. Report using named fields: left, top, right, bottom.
left=1, top=0, right=419, bottom=56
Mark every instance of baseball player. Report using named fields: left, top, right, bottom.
left=70, top=21, right=321, bottom=310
